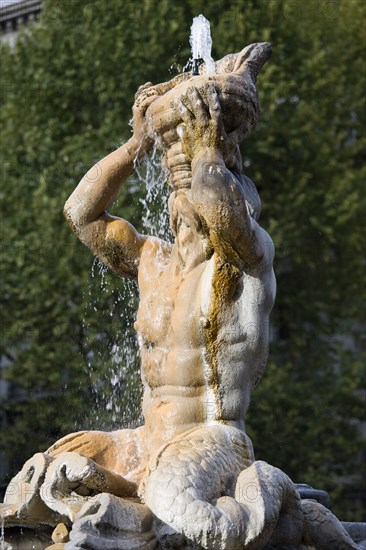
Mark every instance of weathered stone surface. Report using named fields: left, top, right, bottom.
left=42, top=451, right=137, bottom=520
left=144, top=42, right=272, bottom=154
left=342, top=523, right=366, bottom=544
left=3, top=453, right=62, bottom=526
left=295, top=484, right=330, bottom=508
left=51, top=522, right=69, bottom=543
left=301, top=499, right=359, bottom=549
left=65, top=493, right=157, bottom=549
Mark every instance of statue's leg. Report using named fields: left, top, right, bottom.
left=141, top=424, right=300, bottom=549
left=47, top=426, right=149, bottom=483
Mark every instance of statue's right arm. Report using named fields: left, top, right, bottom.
left=64, top=137, right=147, bottom=278
left=64, top=89, right=159, bottom=279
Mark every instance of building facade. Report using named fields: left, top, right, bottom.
left=0, top=0, right=42, bottom=46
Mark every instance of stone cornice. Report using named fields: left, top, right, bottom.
left=0, top=0, right=42, bottom=37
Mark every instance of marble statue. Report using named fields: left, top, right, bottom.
left=1, top=43, right=363, bottom=550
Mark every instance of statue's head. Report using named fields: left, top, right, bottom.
left=168, top=191, right=203, bottom=239
left=168, top=190, right=212, bottom=267
left=168, top=171, right=261, bottom=253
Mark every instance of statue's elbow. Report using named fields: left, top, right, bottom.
left=63, top=200, right=81, bottom=236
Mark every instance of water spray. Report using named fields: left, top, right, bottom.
left=190, top=14, right=215, bottom=76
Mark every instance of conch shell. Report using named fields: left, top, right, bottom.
left=140, top=42, right=272, bottom=148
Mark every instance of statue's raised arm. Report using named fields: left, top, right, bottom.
left=175, top=85, right=274, bottom=271
left=63, top=86, right=160, bottom=278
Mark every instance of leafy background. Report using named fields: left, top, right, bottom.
left=1, top=0, right=365, bottom=520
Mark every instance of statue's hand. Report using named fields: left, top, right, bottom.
left=174, top=86, right=239, bottom=170
left=132, top=82, right=159, bottom=154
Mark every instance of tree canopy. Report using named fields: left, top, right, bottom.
left=1, top=0, right=365, bottom=519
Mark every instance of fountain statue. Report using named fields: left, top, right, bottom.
left=1, top=18, right=364, bottom=550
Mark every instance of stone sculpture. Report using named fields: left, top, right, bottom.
left=1, top=43, right=364, bottom=549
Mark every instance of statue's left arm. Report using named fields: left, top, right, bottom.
left=191, top=150, right=273, bottom=268
left=176, top=86, right=274, bottom=269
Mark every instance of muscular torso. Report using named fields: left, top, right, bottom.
left=135, top=236, right=276, bottom=454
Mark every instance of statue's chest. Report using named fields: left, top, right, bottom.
left=135, top=269, right=173, bottom=345
left=135, top=261, right=207, bottom=346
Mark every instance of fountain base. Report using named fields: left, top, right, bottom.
left=1, top=450, right=365, bottom=550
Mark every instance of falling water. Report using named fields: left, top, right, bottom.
left=190, top=14, right=215, bottom=75
left=84, top=262, right=141, bottom=430
left=135, top=141, right=172, bottom=241
left=83, top=140, right=171, bottom=430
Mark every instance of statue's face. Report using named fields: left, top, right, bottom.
left=169, top=192, right=208, bottom=268
left=170, top=193, right=199, bottom=235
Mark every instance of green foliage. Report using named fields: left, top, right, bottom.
left=0, top=0, right=364, bottom=518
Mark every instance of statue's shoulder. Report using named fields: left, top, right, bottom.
left=250, top=222, right=275, bottom=271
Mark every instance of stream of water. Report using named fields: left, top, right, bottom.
left=84, top=144, right=171, bottom=429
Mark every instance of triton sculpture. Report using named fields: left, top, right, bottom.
left=1, top=39, right=363, bottom=550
